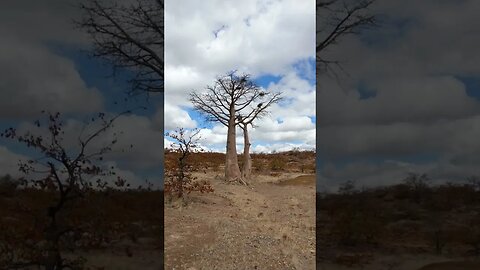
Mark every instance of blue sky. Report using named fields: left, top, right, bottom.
left=164, top=0, right=315, bottom=153
left=0, top=0, right=315, bottom=189
left=317, top=0, right=480, bottom=191
left=0, top=0, right=164, bottom=188
left=0, top=42, right=163, bottom=186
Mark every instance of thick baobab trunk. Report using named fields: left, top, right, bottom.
left=241, top=125, right=252, bottom=180
left=225, top=107, right=242, bottom=181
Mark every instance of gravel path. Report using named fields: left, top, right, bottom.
left=164, top=173, right=315, bottom=270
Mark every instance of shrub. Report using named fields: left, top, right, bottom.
left=270, top=158, right=286, bottom=171
left=164, top=128, right=214, bottom=202
left=253, top=159, right=264, bottom=172
left=0, top=174, right=18, bottom=196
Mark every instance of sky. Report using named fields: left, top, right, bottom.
left=0, top=0, right=315, bottom=189
left=3, top=0, right=478, bottom=193
left=164, top=0, right=316, bottom=153
left=0, top=0, right=164, bottom=188
left=317, top=0, right=480, bottom=192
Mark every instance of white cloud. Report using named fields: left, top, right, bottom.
left=16, top=113, right=164, bottom=171
left=0, top=39, right=103, bottom=120
left=0, top=146, right=29, bottom=178
left=252, top=142, right=315, bottom=154
left=165, top=0, right=315, bottom=152
left=163, top=103, right=197, bottom=130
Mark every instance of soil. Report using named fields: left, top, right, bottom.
left=317, top=254, right=480, bottom=270
left=164, top=172, right=316, bottom=270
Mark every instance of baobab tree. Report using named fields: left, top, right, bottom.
left=190, top=72, right=282, bottom=183
left=239, top=121, right=252, bottom=180
left=317, top=0, right=377, bottom=75
left=77, top=0, right=164, bottom=94
left=236, top=100, right=281, bottom=180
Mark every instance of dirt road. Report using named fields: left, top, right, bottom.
left=164, top=173, right=316, bottom=270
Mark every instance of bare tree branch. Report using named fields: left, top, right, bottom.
left=76, top=0, right=164, bottom=95
left=317, top=0, right=377, bottom=75
left=189, top=72, right=282, bottom=182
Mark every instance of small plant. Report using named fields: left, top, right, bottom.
left=164, top=128, right=213, bottom=202
left=270, top=157, right=286, bottom=171
left=253, top=159, right=264, bottom=172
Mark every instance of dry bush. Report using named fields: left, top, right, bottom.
left=164, top=128, right=213, bottom=202
left=253, top=159, right=265, bottom=172
left=270, top=157, right=286, bottom=171
left=300, top=163, right=316, bottom=173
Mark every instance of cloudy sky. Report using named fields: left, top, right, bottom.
left=0, top=0, right=315, bottom=189
left=317, top=0, right=480, bottom=191
left=0, top=0, right=163, bottom=188
left=164, top=0, right=316, bottom=153
left=5, top=0, right=477, bottom=194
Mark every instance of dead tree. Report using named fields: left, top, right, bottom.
left=317, top=0, right=377, bottom=75
left=190, top=72, right=282, bottom=183
left=0, top=111, right=130, bottom=270
left=164, top=128, right=213, bottom=201
left=77, top=0, right=164, bottom=94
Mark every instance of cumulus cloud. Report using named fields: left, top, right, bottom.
left=0, top=0, right=90, bottom=46
left=0, top=0, right=106, bottom=120
left=81, top=114, right=165, bottom=171
left=0, top=40, right=103, bottom=119
left=165, top=0, right=314, bottom=77
left=165, top=0, right=315, bottom=153
left=0, top=146, right=29, bottom=178
left=317, top=0, right=480, bottom=189
left=15, top=113, right=164, bottom=171
left=163, top=103, right=197, bottom=130
left=0, top=0, right=165, bottom=187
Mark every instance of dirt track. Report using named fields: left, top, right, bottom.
left=164, top=173, right=316, bottom=270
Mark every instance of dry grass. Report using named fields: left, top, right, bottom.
left=165, top=149, right=316, bottom=174
left=0, top=188, right=163, bottom=269
left=317, top=182, right=480, bottom=269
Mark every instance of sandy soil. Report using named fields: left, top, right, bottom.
left=164, top=172, right=316, bottom=270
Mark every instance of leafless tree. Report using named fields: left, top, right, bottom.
left=165, top=128, right=213, bottom=201
left=467, top=175, right=480, bottom=191
left=404, top=172, right=431, bottom=204
left=190, top=72, right=282, bottom=183
left=77, top=0, right=163, bottom=94
left=317, top=0, right=377, bottom=76
left=236, top=100, right=281, bottom=181
left=0, top=111, right=130, bottom=269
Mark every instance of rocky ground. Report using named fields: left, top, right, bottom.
left=164, top=172, right=316, bottom=270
